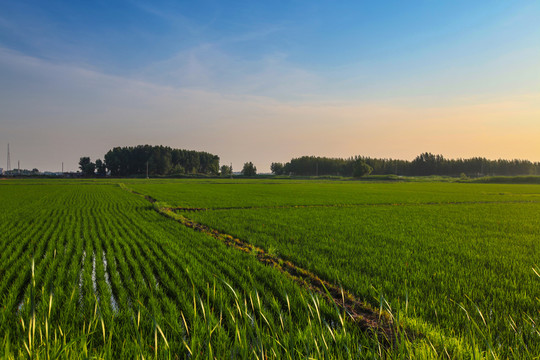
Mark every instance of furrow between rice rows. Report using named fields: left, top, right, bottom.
left=120, top=183, right=397, bottom=345
left=169, top=199, right=540, bottom=212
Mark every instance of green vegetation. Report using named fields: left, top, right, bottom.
left=220, top=164, right=232, bottom=177
left=1, top=179, right=539, bottom=358
left=103, top=144, right=220, bottom=176
left=241, top=162, right=257, bottom=177
left=0, top=182, right=404, bottom=359
left=131, top=179, right=540, bottom=357
left=185, top=204, right=540, bottom=355
left=129, top=180, right=540, bottom=208
left=78, top=157, right=96, bottom=177
left=275, top=153, right=540, bottom=177
left=467, top=175, right=540, bottom=184
left=70, top=146, right=539, bottom=179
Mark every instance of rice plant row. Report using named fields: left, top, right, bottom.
left=0, top=182, right=444, bottom=359
left=130, top=179, right=540, bottom=358
left=128, top=180, right=540, bottom=208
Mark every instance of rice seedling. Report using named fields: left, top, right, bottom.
left=1, top=179, right=538, bottom=358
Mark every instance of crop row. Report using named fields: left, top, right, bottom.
left=0, top=182, right=419, bottom=359
left=176, top=190, right=540, bottom=357
left=128, top=180, right=540, bottom=208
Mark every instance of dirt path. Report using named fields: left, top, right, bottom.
left=119, top=183, right=397, bottom=345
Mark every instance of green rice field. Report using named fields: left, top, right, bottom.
left=1, top=179, right=539, bottom=358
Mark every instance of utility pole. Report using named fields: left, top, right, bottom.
left=316, top=163, right=318, bottom=177
left=7, top=143, right=10, bottom=171
left=146, top=161, right=149, bottom=179
left=18, top=160, right=20, bottom=175
left=62, top=162, right=64, bottom=173
left=230, top=163, right=233, bottom=179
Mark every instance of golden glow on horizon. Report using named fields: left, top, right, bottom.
left=251, top=92, right=540, bottom=163
left=1, top=47, right=539, bottom=171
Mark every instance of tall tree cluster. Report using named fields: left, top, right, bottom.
left=241, top=162, right=257, bottom=176
left=104, top=145, right=220, bottom=176
left=80, top=145, right=220, bottom=176
left=273, top=153, right=540, bottom=177
left=271, top=156, right=371, bottom=177
left=78, top=157, right=96, bottom=177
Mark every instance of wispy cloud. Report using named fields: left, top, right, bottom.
left=1, top=47, right=539, bottom=173
left=135, top=43, right=322, bottom=101
left=129, top=1, right=215, bottom=37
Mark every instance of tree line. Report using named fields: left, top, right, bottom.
left=271, top=153, right=540, bottom=177
left=270, top=157, right=372, bottom=177
left=79, top=147, right=539, bottom=178
left=80, top=145, right=220, bottom=176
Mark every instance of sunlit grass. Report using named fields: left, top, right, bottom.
left=1, top=180, right=539, bottom=358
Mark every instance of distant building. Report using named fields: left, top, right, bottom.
left=0, top=168, right=3, bottom=175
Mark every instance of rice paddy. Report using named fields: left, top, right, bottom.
left=1, top=179, right=539, bottom=358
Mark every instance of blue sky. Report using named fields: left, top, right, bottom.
left=1, top=1, right=539, bottom=171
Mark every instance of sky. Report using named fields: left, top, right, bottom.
left=0, top=0, right=539, bottom=172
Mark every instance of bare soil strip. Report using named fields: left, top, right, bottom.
left=119, top=183, right=396, bottom=344
left=171, top=199, right=540, bottom=212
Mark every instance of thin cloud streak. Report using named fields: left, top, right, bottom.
left=129, top=1, right=215, bottom=37
left=136, top=43, right=321, bottom=101
left=1, top=48, right=539, bottom=173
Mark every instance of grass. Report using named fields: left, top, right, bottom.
left=1, top=179, right=539, bottom=358
left=466, top=175, right=540, bottom=184
left=129, top=179, right=540, bottom=208
left=0, top=181, right=443, bottom=358
left=132, top=179, right=540, bottom=358
left=4, top=264, right=391, bottom=359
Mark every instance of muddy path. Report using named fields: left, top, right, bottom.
left=120, top=183, right=397, bottom=345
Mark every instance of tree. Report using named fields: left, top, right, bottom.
left=270, top=162, right=284, bottom=175
left=95, top=159, right=107, bottom=176
left=79, top=157, right=96, bottom=177
left=169, top=164, right=185, bottom=175
left=220, top=165, right=232, bottom=177
left=241, top=162, right=257, bottom=176
left=103, top=145, right=220, bottom=176
left=274, top=153, right=540, bottom=177
left=411, top=152, right=441, bottom=176
left=352, top=159, right=372, bottom=178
